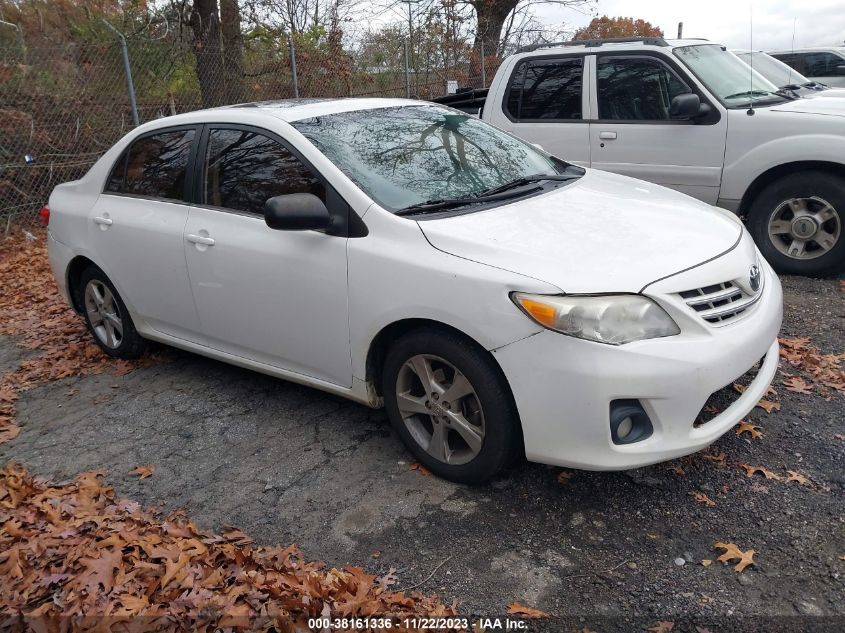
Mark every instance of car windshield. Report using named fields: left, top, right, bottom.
left=735, top=51, right=810, bottom=88
left=674, top=44, right=786, bottom=105
left=290, top=104, right=572, bottom=212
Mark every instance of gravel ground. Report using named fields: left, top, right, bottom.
left=1, top=274, right=843, bottom=632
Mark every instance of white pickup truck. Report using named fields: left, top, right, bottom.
left=436, top=37, right=845, bottom=276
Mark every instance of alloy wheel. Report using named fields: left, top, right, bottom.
left=395, top=354, right=485, bottom=466
left=767, top=196, right=841, bottom=260
left=84, top=280, right=124, bottom=349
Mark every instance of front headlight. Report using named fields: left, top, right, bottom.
left=512, top=293, right=680, bottom=345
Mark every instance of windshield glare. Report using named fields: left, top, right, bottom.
left=674, top=44, right=783, bottom=105
left=735, top=51, right=809, bottom=87
left=291, top=105, right=568, bottom=211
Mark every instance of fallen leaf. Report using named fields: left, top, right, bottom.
left=409, top=463, right=432, bottom=476
left=785, top=470, right=810, bottom=486
left=647, top=621, right=674, bottom=633
left=839, top=555, right=845, bottom=561
left=735, top=420, right=764, bottom=439
left=129, top=465, right=156, bottom=480
left=782, top=375, right=813, bottom=394
left=739, top=464, right=782, bottom=480
left=834, top=434, right=844, bottom=441
left=732, top=383, right=747, bottom=394
left=691, top=492, right=716, bottom=507
left=755, top=399, right=781, bottom=413
left=702, top=450, right=726, bottom=466
left=701, top=559, right=712, bottom=567
left=557, top=470, right=573, bottom=485
left=714, top=542, right=755, bottom=572
left=371, top=550, right=381, bottom=559
left=506, top=602, right=550, bottom=619
left=667, top=463, right=685, bottom=477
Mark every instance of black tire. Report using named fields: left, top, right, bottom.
left=77, top=265, right=146, bottom=359
left=746, top=171, right=845, bottom=277
left=382, top=328, right=522, bottom=484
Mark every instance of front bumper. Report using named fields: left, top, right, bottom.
left=493, top=261, right=783, bottom=470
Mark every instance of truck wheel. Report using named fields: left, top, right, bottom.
left=746, top=171, right=845, bottom=277
left=382, top=328, right=522, bottom=484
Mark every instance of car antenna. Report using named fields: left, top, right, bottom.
left=747, top=4, right=755, bottom=116
left=788, top=18, right=797, bottom=87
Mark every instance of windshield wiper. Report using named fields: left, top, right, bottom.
left=394, top=197, right=486, bottom=216
left=474, top=173, right=578, bottom=197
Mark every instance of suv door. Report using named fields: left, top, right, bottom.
left=798, top=51, right=845, bottom=87
left=589, top=54, right=727, bottom=203
left=486, top=55, right=590, bottom=166
left=183, top=125, right=352, bottom=387
left=91, top=126, right=202, bottom=340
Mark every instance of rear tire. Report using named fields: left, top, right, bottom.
left=746, top=171, right=845, bottom=277
left=78, top=265, right=146, bottom=359
left=382, top=328, right=522, bottom=484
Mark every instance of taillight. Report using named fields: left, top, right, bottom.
left=38, top=204, right=50, bottom=225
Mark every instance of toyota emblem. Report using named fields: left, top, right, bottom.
left=749, top=265, right=761, bottom=292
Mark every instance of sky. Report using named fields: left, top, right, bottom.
left=537, top=0, right=845, bottom=49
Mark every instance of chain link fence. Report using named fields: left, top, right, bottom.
left=1, top=27, right=497, bottom=232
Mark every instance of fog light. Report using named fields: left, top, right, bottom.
left=609, top=400, right=653, bottom=445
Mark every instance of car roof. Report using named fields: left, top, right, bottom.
left=512, top=38, right=717, bottom=60
left=768, top=47, right=845, bottom=54
left=132, top=98, right=426, bottom=131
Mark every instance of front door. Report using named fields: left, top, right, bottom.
left=183, top=126, right=351, bottom=387
left=89, top=127, right=201, bottom=340
left=588, top=54, right=728, bottom=204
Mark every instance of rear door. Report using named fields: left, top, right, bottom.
left=90, top=126, right=202, bottom=341
left=485, top=54, right=591, bottom=166
left=588, top=53, right=727, bottom=203
left=182, top=125, right=352, bottom=386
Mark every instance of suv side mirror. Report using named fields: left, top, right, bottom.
left=669, top=93, right=702, bottom=119
left=264, top=193, right=331, bottom=231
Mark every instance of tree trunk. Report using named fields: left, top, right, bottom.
left=471, top=0, right=515, bottom=60
left=190, top=0, right=226, bottom=108
left=219, top=0, right=245, bottom=104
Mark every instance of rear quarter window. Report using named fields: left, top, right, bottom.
left=105, top=129, right=195, bottom=202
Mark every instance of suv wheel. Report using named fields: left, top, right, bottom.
left=747, top=171, right=845, bottom=276
left=382, top=328, right=521, bottom=484
left=78, top=265, right=146, bottom=359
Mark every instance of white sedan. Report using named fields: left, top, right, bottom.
left=44, top=99, right=782, bottom=483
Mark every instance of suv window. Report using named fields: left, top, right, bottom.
left=204, top=128, right=325, bottom=215
left=506, top=58, right=583, bottom=120
left=107, top=129, right=195, bottom=200
left=598, top=56, right=691, bottom=121
left=799, top=52, right=842, bottom=77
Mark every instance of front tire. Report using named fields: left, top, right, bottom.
left=746, top=171, right=845, bottom=277
left=78, top=265, right=146, bottom=359
left=382, top=328, right=521, bottom=484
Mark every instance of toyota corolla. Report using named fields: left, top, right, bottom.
left=44, top=99, right=783, bottom=483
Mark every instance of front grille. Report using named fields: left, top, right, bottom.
left=678, top=278, right=762, bottom=325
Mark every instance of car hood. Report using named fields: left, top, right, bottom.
left=418, top=170, right=742, bottom=293
left=769, top=95, right=845, bottom=116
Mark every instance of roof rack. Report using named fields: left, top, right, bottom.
left=517, top=37, right=669, bottom=54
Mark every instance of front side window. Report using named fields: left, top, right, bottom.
left=506, top=58, right=583, bottom=120
left=117, top=129, right=195, bottom=201
left=800, top=52, right=842, bottom=77
left=597, top=56, right=691, bottom=120
left=291, top=105, right=572, bottom=212
left=203, top=128, right=324, bottom=215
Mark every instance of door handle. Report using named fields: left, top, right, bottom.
left=93, top=216, right=113, bottom=226
left=599, top=131, right=617, bottom=140
left=186, top=234, right=215, bottom=246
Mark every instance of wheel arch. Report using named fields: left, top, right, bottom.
left=65, top=255, right=99, bottom=314
left=739, top=161, right=845, bottom=217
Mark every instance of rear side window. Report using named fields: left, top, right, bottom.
left=597, top=56, right=691, bottom=120
left=106, top=129, right=195, bottom=201
left=799, top=52, right=842, bottom=77
left=506, top=58, right=583, bottom=120
left=203, top=128, right=324, bottom=215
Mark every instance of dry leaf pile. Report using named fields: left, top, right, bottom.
left=778, top=336, right=845, bottom=394
left=0, top=463, right=455, bottom=630
left=0, top=231, right=165, bottom=444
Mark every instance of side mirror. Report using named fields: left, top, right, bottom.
left=669, top=93, right=702, bottom=119
left=836, top=64, right=845, bottom=76
left=264, top=193, right=331, bottom=231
